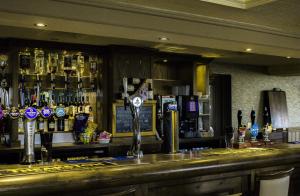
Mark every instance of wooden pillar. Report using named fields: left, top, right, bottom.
left=9, top=49, right=20, bottom=147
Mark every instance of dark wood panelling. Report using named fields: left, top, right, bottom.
left=210, top=74, right=232, bottom=146
left=264, top=90, right=289, bottom=129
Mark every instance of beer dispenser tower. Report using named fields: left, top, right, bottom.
left=123, top=77, right=149, bottom=158
left=23, top=107, right=39, bottom=164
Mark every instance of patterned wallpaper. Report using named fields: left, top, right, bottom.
left=210, top=63, right=300, bottom=129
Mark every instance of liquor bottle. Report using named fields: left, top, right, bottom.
left=19, top=50, right=31, bottom=75
left=64, top=96, right=69, bottom=132
left=48, top=53, right=58, bottom=74
left=68, top=97, right=76, bottom=131
left=84, top=96, right=91, bottom=114
left=34, top=49, right=45, bottom=75
left=88, top=106, right=94, bottom=123
left=77, top=96, right=84, bottom=114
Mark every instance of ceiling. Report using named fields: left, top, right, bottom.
left=199, top=0, right=278, bottom=9
left=0, top=0, right=298, bottom=67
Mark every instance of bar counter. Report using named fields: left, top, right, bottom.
left=1, top=145, right=300, bottom=196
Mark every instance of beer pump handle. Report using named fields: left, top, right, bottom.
left=237, top=110, right=242, bottom=128
left=250, top=109, right=255, bottom=126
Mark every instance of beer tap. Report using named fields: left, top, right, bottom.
left=250, top=109, right=258, bottom=142
left=40, top=103, right=54, bottom=163
left=22, top=106, right=39, bottom=164
left=122, top=77, right=149, bottom=158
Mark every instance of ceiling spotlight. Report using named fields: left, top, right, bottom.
left=34, top=23, right=47, bottom=27
left=163, top=59, right=168, bottom=63
left=159, top=37, right=169, bottom=41
left=286, top=56, right=291, bottom=59
left=245, top=48, right=252, bottom=52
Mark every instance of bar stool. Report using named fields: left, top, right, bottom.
left=255, top=167, right=294, bottom=196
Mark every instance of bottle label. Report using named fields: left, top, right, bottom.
left=41, top=107, right=52, bottom=118
left=55, top=107, right=65, bottom=118
left=24, top=107, right=39, bottom=120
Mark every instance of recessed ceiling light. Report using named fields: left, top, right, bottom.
left=286, top=56, right=291, bottom=59
left=34, top=23, right=47, bottom=27
left=163, top=59, right=168, bottom=63
left=245, top=48, right=252, bottom=52
left=158, top=37, right=169, bottom=41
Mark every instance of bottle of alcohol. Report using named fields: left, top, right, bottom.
left=64, top=96, right=69, bottom=132
left=77, top=96, right=84, bottom=114
left=68, top=97, right=75, bottom=132
left=84, top=96, right=91, bottom=114
left=88, top=106, right=94, bottom=123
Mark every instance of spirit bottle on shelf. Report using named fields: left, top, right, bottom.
left=34, top=49, right=45, bottom=75
left=64, top=96, right=70, bottom=132
left=68, top=97, right=75, bottom=132
left=88, top=106, right=94, bottom=123
left=84, top=95, right=91, bottom=114
left=19, top=50, right=31, bottom=75
left=77, top=96, right=84, bottom=114
left=48, top=53, right=58, bottom=74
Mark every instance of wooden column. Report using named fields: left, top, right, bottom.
left=9, top=49, right=20, bottom=147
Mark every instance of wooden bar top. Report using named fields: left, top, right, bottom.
left=0, top=146, right=300, bottom=195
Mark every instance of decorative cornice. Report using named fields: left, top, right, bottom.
left=53, top=0, right=299, bottom=39
left=199, top=0, right=278, bottom=9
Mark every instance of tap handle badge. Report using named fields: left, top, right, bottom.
left=9, top=107, right=20, bottom=119
left=55, top=107, right=65, bottom=118
left=41, top=107, right=52, bottom=118
left=24, top=107, right=39, bottom=120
